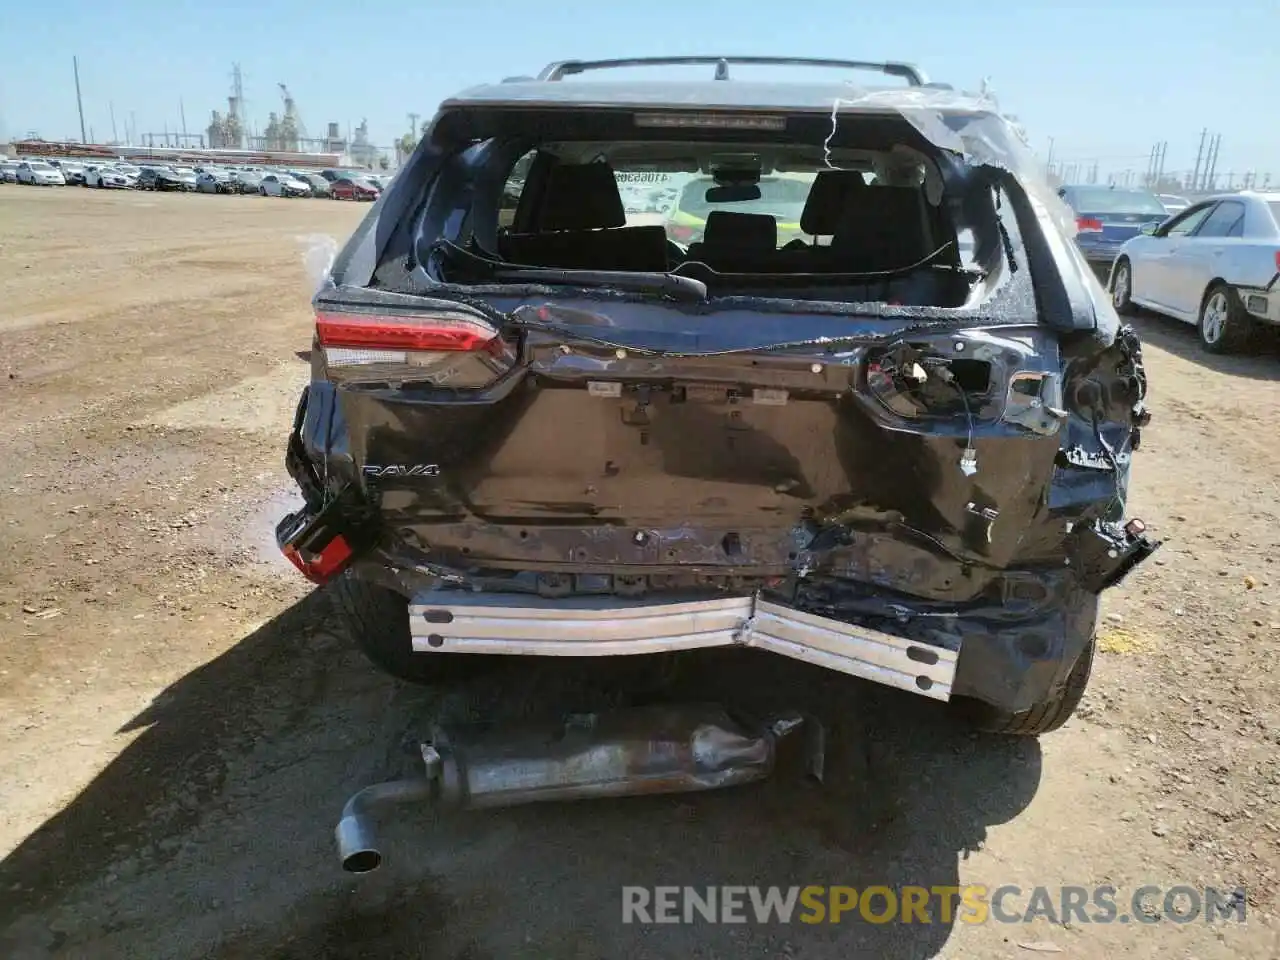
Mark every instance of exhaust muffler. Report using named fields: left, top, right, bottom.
left=335, top=703, right=822, bottom=873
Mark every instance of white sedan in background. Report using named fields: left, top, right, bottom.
left=259, top=173, right=311, bottom=198
left=1110, top=191, right=1280, bottom=354
left=16, top=161, right=65, bottom=186
left=84, top=164, right=137, bottom=189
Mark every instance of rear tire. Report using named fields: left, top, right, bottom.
left=1110, top=257, right=1136, bottom=315
left=956, top=639, right=1095, bottom=736
left=331, top=574, right=493, bottom=684
left=1198, top=283, right=1253, bottom=354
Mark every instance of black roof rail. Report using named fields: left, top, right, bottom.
left=535, top=56, right=929, bottom=86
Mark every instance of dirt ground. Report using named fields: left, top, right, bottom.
left=1, top=186, right=1279, bottom=960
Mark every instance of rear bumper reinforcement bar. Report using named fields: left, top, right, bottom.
left=409, top=592, right=958, bottom=701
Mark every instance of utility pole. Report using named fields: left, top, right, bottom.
left=180, top=98, right=188, bottom=141
left=1204, top=134, right=1221, bottom=191
left=1156, top=141, right=1167, bottom=187
left=408, top=112, right=420, bottom=139
left=73, top=56, right=87, bottom=143
left=1191, top=128, right=1207, bottom=194
left=129, top=110, right=137, bottom=147
left=1046, top=136, right=1055, bottom=173
left=109, top=101, right=118, bottom=143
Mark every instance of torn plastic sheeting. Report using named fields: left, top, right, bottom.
left=298, top=234, right=340, bottom=296
left=822, top=86, right=1078, bottom=241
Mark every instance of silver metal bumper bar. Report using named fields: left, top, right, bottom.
left=408, top=592, right=958, bottom=701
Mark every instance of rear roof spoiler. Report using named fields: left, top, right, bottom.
left=533, top=56, right=929, bottom=86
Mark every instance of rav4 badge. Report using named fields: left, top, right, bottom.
left=362, top=464, right=441, bottom=477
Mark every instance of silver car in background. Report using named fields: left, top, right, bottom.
left=1110, top=191, right=1280, bottom=353
left=84, top=164, right=137, bottom=189
left=16, top=161, right=66, bottom=186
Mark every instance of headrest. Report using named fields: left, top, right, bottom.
left=701, top=211, right=778, bottom=253
left=800, top=171, right=868, bottom=235
left=539, top=161, right=626, bottom=231
left=831, top=186, right=930, bottom=268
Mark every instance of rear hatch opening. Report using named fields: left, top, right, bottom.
left=401, top=107, right=1022, bottom=311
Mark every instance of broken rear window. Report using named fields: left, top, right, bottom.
left=395, top=103, right=1040, bottom=315
left=430, top=136, right=1008, bottom=310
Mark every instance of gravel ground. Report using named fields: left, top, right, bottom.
left=1, top=186, right=1278, bottom=959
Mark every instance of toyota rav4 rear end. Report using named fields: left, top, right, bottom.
left=277, top=57, right=1159, bottom=736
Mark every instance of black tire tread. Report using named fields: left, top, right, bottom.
left=1111, top=257, right=1137, bottom=315
left=1200, top=283, right=1254, bottom=355
left=965, top=640, right=1095, bottom=736
left=331, top=574, right=491, bottom=684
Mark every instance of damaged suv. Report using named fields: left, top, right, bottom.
left=278, top=56, right=1158, bottom=737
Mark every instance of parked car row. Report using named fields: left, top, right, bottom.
left=1057, top=183, right=1280, bottom=355
left=1, top=156, right=390, bottom=203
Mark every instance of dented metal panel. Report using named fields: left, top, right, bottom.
left=408, top=591, right=958, bottom=701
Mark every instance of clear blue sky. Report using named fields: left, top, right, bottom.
left=1, top=0, right=1276, bottom=182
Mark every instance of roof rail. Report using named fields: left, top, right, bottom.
left=536, top=56, right=928, bottom=86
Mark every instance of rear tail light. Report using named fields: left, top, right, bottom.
left=1075, top=217, right=1104, bottom=234
left=1273, top=250, right=1280, bottom=273
left=282, top=535, right=352, bottom=584
left=667, top=224, right=697, bottom=244
left=316, top=308, right=515, bottom=387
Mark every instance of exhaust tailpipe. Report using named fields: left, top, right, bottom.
left=335, top=703, right=822, bottom=873
left=335, top=777, right=437, bottom=874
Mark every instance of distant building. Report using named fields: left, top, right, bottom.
left=347, top=119, right=380, bottom=169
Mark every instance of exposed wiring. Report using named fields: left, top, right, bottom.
left=671, top=239, right=959, bottom=280
left=956, top=387, right=977, bottom=475
left=922, top=361, right=977, bottom=476
left=1091, top=413, right=1127, bottom=516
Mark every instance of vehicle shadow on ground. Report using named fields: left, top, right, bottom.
left=1130, top=312, right=1280, bottom=380
left=0, top=591, right=1043, bottom=960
